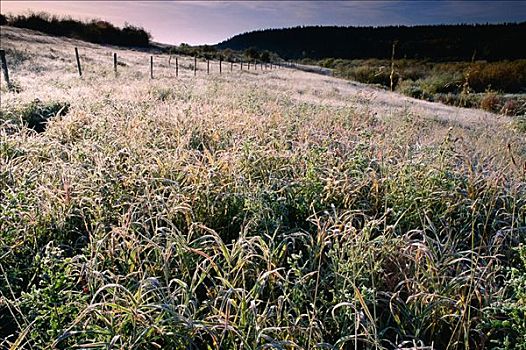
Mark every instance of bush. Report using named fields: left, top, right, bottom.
left=500, top=100, right=519, bottom=116
left=352, top=66, right=396, bottom=86
left=480, top=91, right=502, bottom=112
left=397, top=79, right=424, bottom=98
left=321, top=58, right=526, bottom=115
left=487, top=244, right=526, bottom=349
left=515, top=116, right=526, bottom=133
left=420, top=74, right=461, bottom=95
left=5, top=12, right=151, bottom=47
left=0, top=99, right=70, bottom=132
left=469, top=61, right=526, bottom=93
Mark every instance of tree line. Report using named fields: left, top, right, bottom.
left=216, top=23, right=526, bottom=61
left=0, top=12, right=151, bottom=47
left=164, top=44, right=280, bottom=63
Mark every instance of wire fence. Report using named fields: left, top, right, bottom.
left=0, top=46, right=310, bottom=91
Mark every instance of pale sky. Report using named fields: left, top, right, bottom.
left=1, top=1, right=525, bottom=45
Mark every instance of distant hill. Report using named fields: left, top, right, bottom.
left=216, top=23, right=526, bottom=61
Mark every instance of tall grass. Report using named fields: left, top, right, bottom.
left=1, top=26, right=526, bottom=349
left=315, top=58, right=526, bottom=116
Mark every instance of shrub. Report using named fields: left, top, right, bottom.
left=434, top=92, right=462, bottom=105
left=486, top=244, right=526, bottom=349
left=2, top=47, right=30, bottom=69
left=321, top=58, right=526, bottom=113
left=420, top=74, right=461, bottom=95
left=469, top=61, right=526, bottom=93
left=5, top=12, right=151, bottom=47
left=354, top=66, right=395, bottom=86
left=501, top=99, right=519, bottom=116
left=397, top=79, right=424, bottom=98
left=0, top=99, right=70, bottom=132
left=480, top=91, right=502, bottom=113
left=515, top=115, right=526, bottom=133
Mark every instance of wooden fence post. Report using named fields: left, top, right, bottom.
left=0, top=49, right=11, bottom=90
left=248, top=61, right=250, bottom=70
left=390, top=41, right=397, bottom=92
left=150, top=56, right=154, bottom=79
left=231, top=61, right=233, bottom=72
left=113, top=53, right=118, bottom=76
left=74, top=47, right=82, bottom=77
left=240, top=61, right=243, bottom=70
left=176, top=57, right=178, bottom=77
left=207, top=59, right=210, bottom=74
left=254, top=60, right=257, bottom=70
left=219, top=57, right=222, bottom=74
left=194, top=56, right=197, bottom=76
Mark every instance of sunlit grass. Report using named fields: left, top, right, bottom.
left=1, top=25, right=526, bottom=349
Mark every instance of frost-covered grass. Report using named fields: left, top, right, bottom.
left=1, top=26, right=526, bottom=349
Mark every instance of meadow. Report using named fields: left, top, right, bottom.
left=1, top=26, right=526, bottom=349
left=313, top=58, right=526, bottom=117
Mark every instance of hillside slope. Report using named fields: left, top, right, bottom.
left=0, top=26, right=506, bottom=128
left=1, top=26, right=526, bottom=349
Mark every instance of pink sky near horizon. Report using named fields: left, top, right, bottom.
left=1, top=1, right=525, bottom=45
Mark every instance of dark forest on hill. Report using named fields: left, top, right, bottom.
left=216, top=23, right=526, bottom=61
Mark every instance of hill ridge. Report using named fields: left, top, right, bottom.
left=216, top=22, right=526, bottom=60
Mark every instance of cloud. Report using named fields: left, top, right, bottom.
left=1, top=1, right=524, bottom=44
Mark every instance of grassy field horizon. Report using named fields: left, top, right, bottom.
left=1, top=25, right=526, bottom=349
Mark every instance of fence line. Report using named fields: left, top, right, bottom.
left=150, top=56, right=154, bottom=79
left=113, top=52, right=118, bottom=76
left=75, top=47, right=82, bottom=77
left=1, top=47, right=294, bottom=87
left=1, top=49, right=12, bottom=90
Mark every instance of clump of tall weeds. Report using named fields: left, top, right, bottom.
left=0, top=98, right=69, bottom=132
